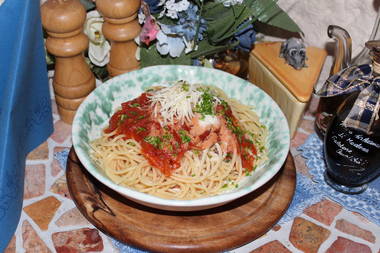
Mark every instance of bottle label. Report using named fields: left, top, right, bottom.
left=329, top=123, right=380, bottom=168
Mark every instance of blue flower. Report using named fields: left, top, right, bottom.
left=156, top=24, right=185, bottom=57
left=177, top=4, right=207, bottom=42
left=156, top=3, right=207, bottom=57
left=234, top=21, right=256, bottom=52
left=143, top=0, right=163, bottom=14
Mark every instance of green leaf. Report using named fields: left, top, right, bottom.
left=140, top=45, right=193, bottom=67
left=189, top=40, right=238, bottom=58
left=140, top=39, right=237, bottom=67
left=91, top=65, right=109, bottom=82
left=203, top=3, right=248, bottom=43
left=248, top=0, right=301, bottom=33
left=203, top=0, right=301, bottom=44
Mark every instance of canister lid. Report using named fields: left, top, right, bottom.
left=250, top=42, right=327, bottom=103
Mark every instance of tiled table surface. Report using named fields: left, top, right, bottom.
left=5, top=80, right=380, bottom=253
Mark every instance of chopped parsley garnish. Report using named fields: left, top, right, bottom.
left=181, top=82, right=190, bottom=92
left=137, top=115, right=146, bottom=120
left=195, top=91, right=215, bottom=116
left=162, top=133, right=173, bottom=140
left=119, top=114, right=128, bottom=121
left=245, top=168, right=253, bottom=176
left=220, top=100, right=229, bottom=111
left=179, top=130, right=191, bottom=143
left=126, top=141, right=136, bottom=146
left=144, top=136, right=162, bottom=148
left=136, top=127, right=146, bottom=133
left=192, top=149, right=200, bottom=155
left=130, top=103, right=140, bottom=107
left=225, top=116, right=244, bottom=138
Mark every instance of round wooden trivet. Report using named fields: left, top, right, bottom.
left=66, top=148, right=296, bottom=253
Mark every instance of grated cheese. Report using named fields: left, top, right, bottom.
left=149, top=81, right=217, bottom=126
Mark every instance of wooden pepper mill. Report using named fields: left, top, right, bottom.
left=41, top=0, right=96, bottom=124
left=96, top=0, right=141, bottom=77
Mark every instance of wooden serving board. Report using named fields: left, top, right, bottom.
left=66, top=148, right=296, bottom=253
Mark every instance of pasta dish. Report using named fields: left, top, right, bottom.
left=90, top=81, right=267, bottom=200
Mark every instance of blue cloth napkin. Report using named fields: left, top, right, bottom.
left=296, top=133, right=380, bottom=224
left=0, top=0, right=53, bottom=250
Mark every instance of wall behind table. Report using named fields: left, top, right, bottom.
left=278, top=0, right=379, bottom=56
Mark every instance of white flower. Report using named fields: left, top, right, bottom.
left=156, top=29, right=185, bottom=57
left=217, top=0, right=243, bottom=7
left=84, top=10, right=110, bottom=67
left=134, top=36, right=141, bottom=61
left=138, top=10, right=146, bottom=24
left=159, top=0, right=190, bottom=19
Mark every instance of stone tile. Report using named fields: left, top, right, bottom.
left=291, top=131, right=309, bottom=150
left=335, top=219, right=376, bottom=243
left=52, top=228, right=104, bottom=252
left=50, top=120, right=72, bottom=143
left=326, top=236, right=371, bottom=253
left=298, top=118, right=315, bottom=134
left=250, top=240, right=291, bottom=253
left=26, top=141, right=49, bottom=160
left=4, top=235, right=16, bottom=253
left=23, top=196, right=61, bottom=231
left=24, top=164, right=46, bottom=199
left=50, top=175, right=71, bottom=199
left=303, top=198, right=342, bottom=226
left=289, top=217, right=331, bottom=253
left=352, top=212, right=372, bottom=224
left=304, top=95, right=320, bottom=116
left=22, top=220, right=52, bottom=253
left=51, top=147, right=68, bottom=177
left=55, top=208, right=90, bottom=227
left=293, top=154, right=312, bottom=178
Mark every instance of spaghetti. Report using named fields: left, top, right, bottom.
left=90, top=81, right=267, bottom=200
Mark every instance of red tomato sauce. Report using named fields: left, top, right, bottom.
left=105, top=92, right=258, bottom=176
left=104, top=93, right=193, bottom=176
left=215, top=104, right=257, bottom=172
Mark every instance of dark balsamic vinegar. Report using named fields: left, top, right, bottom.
left=315, top=94, right=351, bottom=139
left=324, top=93, right=380, bottom=188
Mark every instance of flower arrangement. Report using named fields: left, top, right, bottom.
left=47, top=0, right=301, bottom=79
left=137, top=0, right=301, bottom=67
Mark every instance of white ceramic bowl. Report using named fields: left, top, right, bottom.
left=72, top=65, right=290, bottom=211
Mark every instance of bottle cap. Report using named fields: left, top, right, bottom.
left=366, top=40, right=380, bottom=64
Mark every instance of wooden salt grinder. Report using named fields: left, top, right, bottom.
left=41, top=0, right=95, bottom=124
left=96, top=0, right=141, bottom=77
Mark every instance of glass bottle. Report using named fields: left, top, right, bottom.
left=315, top=25, right=353, bottom=139
left=315, top=8, right=380, bottom=139
left=323, top=41, right=380, bottom=194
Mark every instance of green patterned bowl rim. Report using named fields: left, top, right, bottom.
left=72, top=65, right=290, bottom=211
